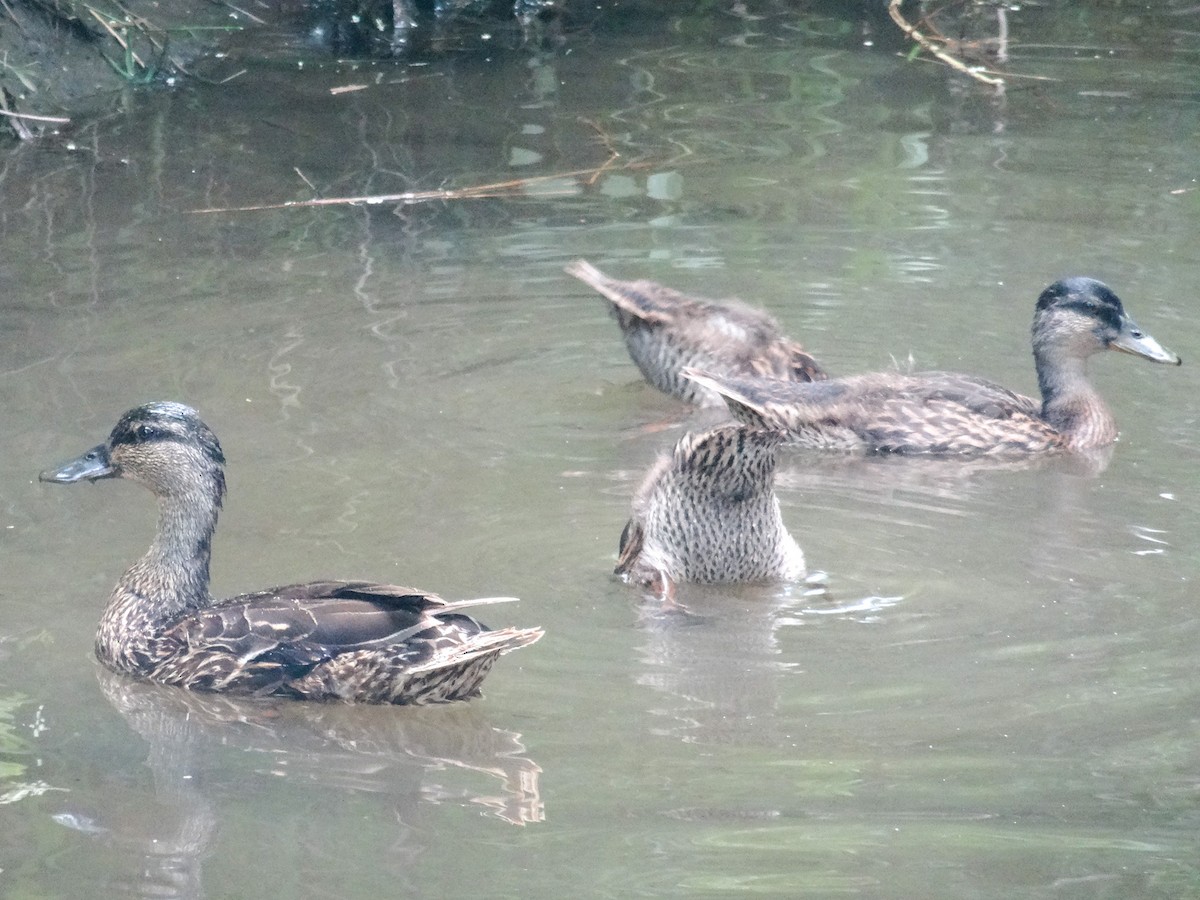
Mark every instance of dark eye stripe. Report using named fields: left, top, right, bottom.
left=106, top=403, right=226, bottom=465
left=111, top=427, right=187, bottom=448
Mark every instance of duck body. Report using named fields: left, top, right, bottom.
left=566, top=259, right=825, bottom=406
left=685, top=278, right=1180, bottom=456
left=616, top=424, right=805, bottom=600
left=98, top=578, right=533, bottom=704
left=41, top=402, right=542, bottom=704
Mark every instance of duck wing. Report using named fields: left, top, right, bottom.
left=854, top=372, right=1056, bottom=454
left=685, top=369, right=1058, bottom=455
left=156, top=582, right=517, bottom=694
left=882, top=371, right=1041, bottom=419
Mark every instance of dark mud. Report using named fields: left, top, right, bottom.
left=0, top=0, right=575, bottom=138
left=0, top=0, right=262, bottom=135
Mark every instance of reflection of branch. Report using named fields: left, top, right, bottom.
left=578, top=117, right=622, bottom=186
left=0, top=108, right=69, bottom=124
left=0, top=102, right=69, bottom=142
left=86, top=7, right=148, bottom=70
left=888, top=0, right=1005, bottom=88
left=191, top=156, right=641, bottom=214
left=0, top=92, right=32, bottom=140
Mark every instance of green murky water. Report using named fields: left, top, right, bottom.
left=2, top=3, right=1199, bottom=897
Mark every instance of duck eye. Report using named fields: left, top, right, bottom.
left=137, top=423, right=159, bottom=441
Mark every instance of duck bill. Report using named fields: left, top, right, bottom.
left=39, top=444, right=116, bottom=484
left=1111, top=321, right=1182, bottom=366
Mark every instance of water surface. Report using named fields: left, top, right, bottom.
left=2, top=3, right=1199, bottom=897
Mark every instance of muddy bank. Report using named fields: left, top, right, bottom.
left=0, top=0, right=511, bottom=136
left=0, top=0, right=608, bottom=137
left=2, top=0, right=1185, bottom=141
left=1, top=0, right=903, bottom=139
left=0, top=0, right=265, bottom=135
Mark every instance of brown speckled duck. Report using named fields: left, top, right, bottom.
left=565, top=259, right=826, bottom=406
left=39, top=402, right=542, bottom=704
left=684, top=278, right=1180, bottom=455
left=616, top=424, right=806, bottom=601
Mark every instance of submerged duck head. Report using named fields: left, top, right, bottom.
left=1032, top=277, right=1181, bottom=368
left=41, top=402, right=227, bottom=505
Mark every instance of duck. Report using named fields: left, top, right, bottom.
left=39, top=402, right=543, bottom=704
left=616, top=424, right=806, bottom=602
left=565, top=259, right=826, bottom=406
left=683, top=277, right=1180, bottom=455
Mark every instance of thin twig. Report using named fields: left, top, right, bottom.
left=577, top=117, right=622, bottom=186
left=190, top=161, right=645, bottom=214
left=106, top=0, right=165, bottom=51
left=888, top=0, right=1004, bottom=88
left=86, top=7, right=149, bottom=69
left=0, top=51, right=38, bottom=92
left=0, top=0, right=27, bottom=35
left=217, top=0, right=266, bottom=25
left=293, top=167, right=317, bottom=193
left=0, top=108, right=69, bottom=123
left=0, top=93, right=33, bottom=140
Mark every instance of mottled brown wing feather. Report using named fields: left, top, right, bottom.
left=747, top=340, right=827, bottom=383
left=860, top=397, right=1059, bottom=454
left=226, top=580, right=444, bottom=608
left=906, top=371, right=1041, bottom=418
left=158, top=583, right=471, bottom=692
left=685, top=368, right=1057, bottom=454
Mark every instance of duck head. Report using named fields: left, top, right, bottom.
left=1032, top=277, right=1181, bottom=367
left=40, top=402, right=227, bottom=505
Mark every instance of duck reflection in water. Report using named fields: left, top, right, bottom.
left=51, top=666, right=543, bottom=898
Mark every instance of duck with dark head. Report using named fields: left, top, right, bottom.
left=40, top=402, right=542, bottom=704
left=684, top=278, right=1180, bottom=456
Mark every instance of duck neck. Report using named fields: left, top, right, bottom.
left=1035, top=349, right=1117, bottom=450
left=140, top=486, right=218, bottom=611
left=98, top=484, right=219, bottom=665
